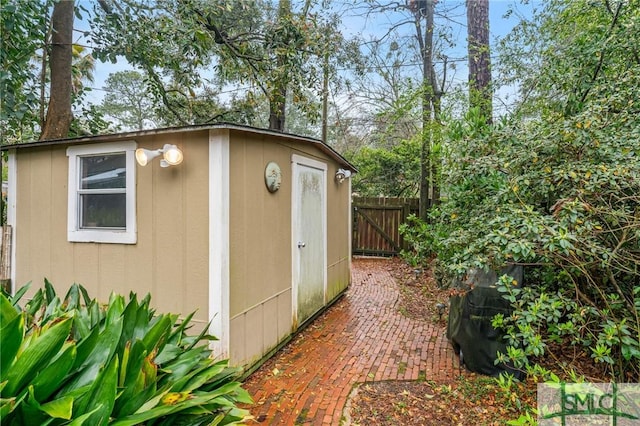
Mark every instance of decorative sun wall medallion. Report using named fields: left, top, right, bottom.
left=264, top=161, right=282, bottom=193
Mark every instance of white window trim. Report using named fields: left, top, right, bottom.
left=66, top=142, right=137, bottom=244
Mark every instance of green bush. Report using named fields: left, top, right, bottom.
left=492, top=274, right=640, bottom=381
left=403, top=0, right=640, bottom=382
left=0, top=280, right=253, bottom=425
left=399, top=214, right=434, bottom=267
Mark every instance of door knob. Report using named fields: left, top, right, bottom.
left=297, top=242, right=306, bottom=248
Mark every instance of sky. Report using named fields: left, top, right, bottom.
left=332, top=0, right=543, bottom=116
left=75, top=0, right=542, bottom=110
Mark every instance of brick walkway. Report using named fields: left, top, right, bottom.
left=242, top=257, right=460, bottom=425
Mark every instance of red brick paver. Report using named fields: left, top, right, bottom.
left=242, top=257, right=460, bottom=425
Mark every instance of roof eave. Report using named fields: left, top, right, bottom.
left=1, top=123, right=357, bottom=173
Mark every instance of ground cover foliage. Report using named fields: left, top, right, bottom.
left=0, top=281, right=252, bottom=425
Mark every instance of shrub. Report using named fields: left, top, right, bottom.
left=0, top=280, right=252, bottom=425
left=404, top=62, right=640, bottom=382
left=492, top=273, right=640, bottom=381
left=403, top=51, right=640, bottom=381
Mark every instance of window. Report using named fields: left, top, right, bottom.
left=67, top=142, right=137, bottom=244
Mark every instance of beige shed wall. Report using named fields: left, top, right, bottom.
left=226, top=130, right=351, bottom=367
left=10, top=125, right=352, bottom=371
left=326, top=165, right=352, bottom=302
left=13, top=132, right=211, bottom=325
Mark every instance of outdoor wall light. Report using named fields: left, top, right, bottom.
left=135, top=144, right=183, bottom=167
left=335, top=168, right=352, bottom=183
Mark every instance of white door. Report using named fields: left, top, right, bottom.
left=292, top=155, right=327, bottom=329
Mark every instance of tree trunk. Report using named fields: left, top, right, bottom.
left=268, top=89, right=286, bottom=131
left=415, top=0, right=437, bottom=221
left=40, top=0, right=74, bottom=140
left=268, top=0, right=290, bottom=132
left=431, top=69, right=442, bottom=206
left=466, top=0, right=492, bottom=122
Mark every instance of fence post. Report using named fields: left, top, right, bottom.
left=0, top=225, right=11, bottom=293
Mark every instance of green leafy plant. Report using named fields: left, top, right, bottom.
left=399, top=214, right=434, bottom=267
left=491, top=272, right=640, bottom=381
left=0, top=280, right=252, bottom=425
left=505, top=411, right=537, bottom=426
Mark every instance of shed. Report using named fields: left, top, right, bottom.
left=1, top=123, right=355, bottom=369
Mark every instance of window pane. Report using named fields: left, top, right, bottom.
left=80, top=154, right=126, bottom=189
left=80, top=193, right=126, bottom=228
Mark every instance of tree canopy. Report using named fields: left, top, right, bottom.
left=89, top=0, right=361, bottom=132
left=1, top=0, right=50, bottom=142
left=98, top=70, right=156, bottom=131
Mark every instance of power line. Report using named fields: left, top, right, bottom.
left=86, top=84, right=254, bottom=97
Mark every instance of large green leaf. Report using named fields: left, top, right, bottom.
left=43, top=279, right=56, bottom=305
left=8, top=281, right=31, bottom=306
left=21, top=386, right=74, bottom=423
left=0, top=392, right=31, bottom=421
left=72, top=307, right=93, bottom=340
left=65, top=407, right=100, bottom=426
left=200, top=366, right=243, bottom=392
left=118, top=341, right=131, bottom=386
left=113, top=340, right=153, bottom=418
left=0, top=396, right=17, bottom=419
left=113, top=368, right=155, bottom=417
left=30, top=342, right=76, bottom=401
left=0, top=312, right=24, bottom=379
left=106, top=293, right=125, bottom=326
left=167, top=311, right=196, bottom=347
left=41, top=295, right=63, bottom=327
left=183, top=321, right=217, bottom=351
left=170, top=361, right=227, bottom=393
left=61, top=313, right=123, bottom=393
left=71, top=322, right=100, bottom=371
left=0, top=292, right=19, bottom=327
left=131, top=386, right=171, bottom=414
left=81, top=355, right=118, bottom=426
left=64, top=284, right=81, bottom=310
left=154, top=343, right=183, bottom=365
left=118, top=296, right=141, bottom=354
left=120, top=340, right=146, bottom=387
left=109, top=392, right=224, bottom=426
left=141, top=351, right=157, bottom=385
left=142, top=314, right=172, bottom=352
left=2, top=316, right=73, bottom=397
left=88, top=299, right=102, bottom=327
left=228, top=387, right=253, bottom=405
left=24, top=288, right=45, bottom=318
left=159, top=346, right=209, bottom=386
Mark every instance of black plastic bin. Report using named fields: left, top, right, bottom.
left=446, top=266, right=524, bottom=379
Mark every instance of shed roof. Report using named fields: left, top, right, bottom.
left=1, top=123, right=357, bottom=172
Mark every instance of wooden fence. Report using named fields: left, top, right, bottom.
left=352, top=197, right=419, bottom=257
left=0, top=225, right=11, bottom=292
